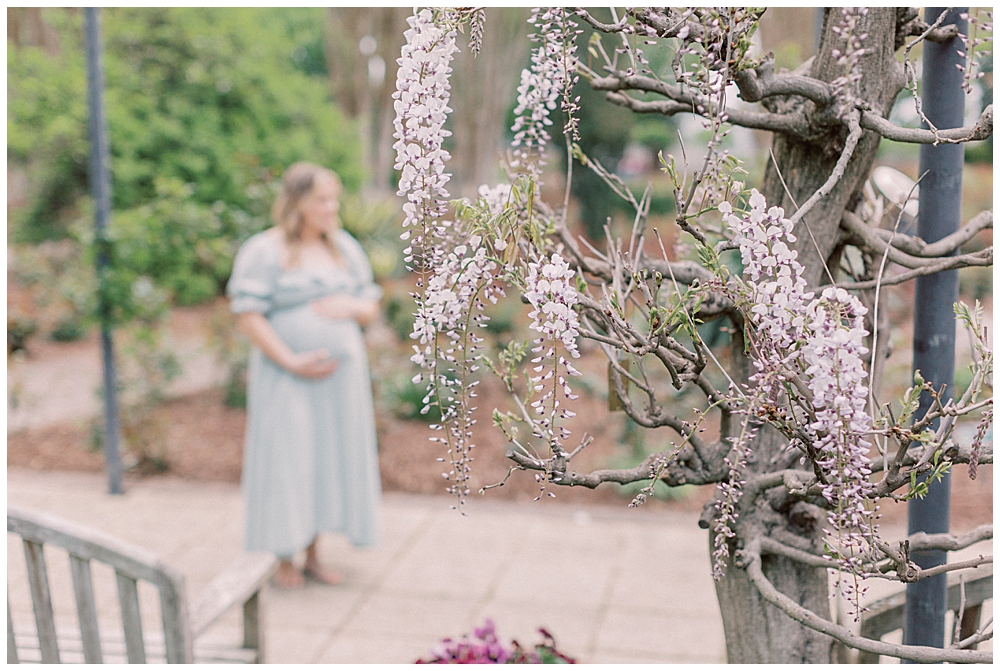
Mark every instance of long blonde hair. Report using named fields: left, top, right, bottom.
left=271, top=162, right=344, bottom=266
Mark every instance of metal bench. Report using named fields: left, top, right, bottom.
left=7, top=504, right=276, bottom=663
left=856, top=566, right=992, bottom=663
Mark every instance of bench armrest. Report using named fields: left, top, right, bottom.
left=190, top=552, right=277, bottom=638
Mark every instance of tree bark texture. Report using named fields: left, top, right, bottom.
left=714, top=9, right=905, bottom=663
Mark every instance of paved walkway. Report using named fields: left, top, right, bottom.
left=7, top=467, right=726, bottom=664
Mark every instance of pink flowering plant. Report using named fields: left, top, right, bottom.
left=416, top=619, right=576, bottom=664
left=395, top=7, right=993, bottom=663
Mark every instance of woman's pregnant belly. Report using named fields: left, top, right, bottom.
left=268, top=302, right=363, bottom=361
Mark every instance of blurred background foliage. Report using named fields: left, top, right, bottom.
left=7, top=7, right=991, bottom=480
left=9, top=8, right=360, bottom=241
left=8, top=7, right=385, bottom=336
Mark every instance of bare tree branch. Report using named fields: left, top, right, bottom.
left=907, top=18, right=962, bottom=43
left=733, top=56, right=834, bottom=107
left=860, top=104, right=993, bottom=144
left=505, top=440, right=728, bottom=488
left=790, top=111, right=863, bottom=225
left=907, top=525, right=993, bottom=553
left=841, top=211, right=991, bottom=269
left=862, top=210, right=993, bottom=258
left=571, top=7, right=628, bottom=33
left=760, top=535, right=838, bottom=568
left=953, top=621, right=994, bottom=650
left=908, top=555, right=993, bottom=581
left=740, top=544, right=993, bottom=663
left=602, top=89, right=812, bottom=137
left=835, top=248, right=993, bottom=290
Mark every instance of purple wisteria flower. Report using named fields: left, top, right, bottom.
left=720, top=190, right=880, bottom=604
left=510, top=8, right=579, bottom=177
left=393, top=9, right=458, bottom=266
left=523, top=253, right=581, bottom=448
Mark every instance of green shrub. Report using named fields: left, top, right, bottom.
left=49, top=316, right=87, bottom=342
left=205, top=302, right=250, bottom=409
left=339, top=194, right=406, bottom=281
left=9, top=8, right=361, bottom=246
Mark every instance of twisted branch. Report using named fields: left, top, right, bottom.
left=740, top=543, right=993, bottom=663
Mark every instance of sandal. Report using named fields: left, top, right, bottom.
left=272, top=563, right=305, bottom=589
left=303, top=563, right=344, bottom=585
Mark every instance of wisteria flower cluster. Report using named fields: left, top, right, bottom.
left=957, top=10, right=993, bottom=95
left=410, top=234, right=504, bottom=499
left=712, top=420, right=758, bottom=580
left=477, top=182, right=513, bottom=217
left=829, top=7, right=868, bottom=115
left=523, top=254, right=582, bottom=449
left=510, top=7, right=580, bottom=177
left=468, top=9, right=486, bottom=57
left=720, top=191, right=879, bottom=602
left=393, top=9, right=458, bottom=267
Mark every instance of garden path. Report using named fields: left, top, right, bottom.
left=8, top=467, right=728, bottom=663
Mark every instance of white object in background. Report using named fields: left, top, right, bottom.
left=871, top=166, right=920, bottom=218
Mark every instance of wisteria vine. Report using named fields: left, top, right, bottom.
left=718, top=191, right=880, bottom=612
left=391, top=10, right=993, bottom=657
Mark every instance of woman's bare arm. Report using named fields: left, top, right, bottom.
left=310, top=295, right=380, bottom=327
left=236, top=312, right=338, bottom=379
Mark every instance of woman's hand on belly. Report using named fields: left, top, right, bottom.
left=285, top=349, right=339, bottom=379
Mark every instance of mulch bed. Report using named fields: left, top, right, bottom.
left=8, top=381, right=991, bottom=532
left=7, top=381, right=715, bottom=513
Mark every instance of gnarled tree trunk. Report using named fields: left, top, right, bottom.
left=714, top=9, right=905, bottom=663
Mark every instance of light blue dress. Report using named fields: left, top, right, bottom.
left=227, top=229, right=382, bottom=556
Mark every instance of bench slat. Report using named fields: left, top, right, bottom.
left=158, top=577, right=192, bottom=663
left=9, top=505, right=271, bottom=664
left=22, top=539, right=60, bottom=663
left=68, top=554, right=103, bottom=663
left=9, top=505, right=183, bottom=588
left=13, top=625, right=257, bottom=664
left=115, top=572, right=146, bottom=664
left=8, top=599, right=20, bottom=664
left=190, top=551, right=276, bottom=637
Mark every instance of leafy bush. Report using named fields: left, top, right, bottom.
left=105, top=177, right=232, bottom=306
left=339, top=193, right=407, bottom=281
left=205, top=302, right=251, bottom=409
left=9, top=8, right=361, bottom=244
left=8, top=239, right=97, bottom=341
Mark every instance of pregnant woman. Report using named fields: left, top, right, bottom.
left=227, top=162, right=382, bottom=589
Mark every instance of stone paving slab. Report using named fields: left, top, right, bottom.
left=7, top=467, right=726, bottom=663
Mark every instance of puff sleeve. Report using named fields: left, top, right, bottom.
left=227, top=233, right=280, bottom=314
left=337, top=230, right=384, bottom=302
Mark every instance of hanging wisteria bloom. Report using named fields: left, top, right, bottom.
left=719, top=191, right=879, bottom=608
left=477, top=182, right=513, bottom=217
left=393, top=9, right=459, bottom=266
left=829, top=7, right=868, bottom=115
left=510, top=7, right=579, bottom=177
left=523, top=253, right=581, bottom=448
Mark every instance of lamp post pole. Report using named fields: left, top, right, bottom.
left=902, top=6, right=968, bottom=651
left=85, top=7, right=123, bottom=495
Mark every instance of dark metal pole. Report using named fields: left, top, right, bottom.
left=85, top=7, right=123, bottom=495
left=903, top=6, right=967, bottom=651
